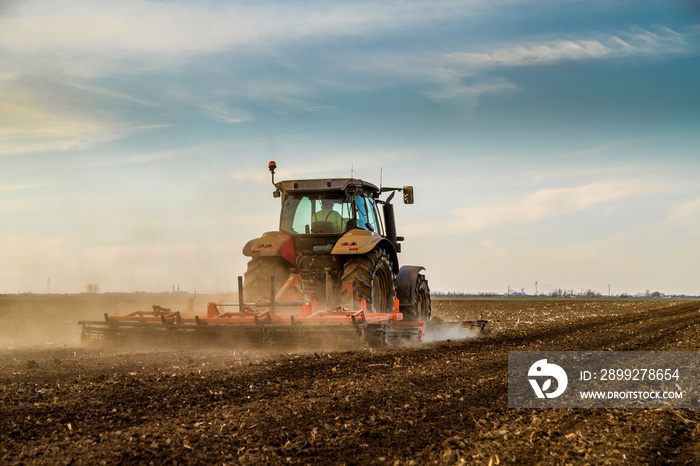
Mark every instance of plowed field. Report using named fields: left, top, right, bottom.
left=1, top=298, right=699, bottom=465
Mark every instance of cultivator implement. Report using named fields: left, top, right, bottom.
left=79, top=277, right=427, bottom=348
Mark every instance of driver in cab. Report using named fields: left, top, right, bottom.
left=311, top=199, right=344, bottom=232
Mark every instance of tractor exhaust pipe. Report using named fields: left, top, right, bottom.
left=383, top=201, right=399, bottom=251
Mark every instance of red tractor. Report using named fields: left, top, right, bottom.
left=243, top=161, right=430, bottom=324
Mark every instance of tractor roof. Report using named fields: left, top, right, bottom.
left=276, top=178, right=380, bottom=195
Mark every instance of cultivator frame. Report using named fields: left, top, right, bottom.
left=79, top=276, right=427, bottom=347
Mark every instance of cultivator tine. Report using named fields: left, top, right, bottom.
left=153, top=305, right=171, bottom=314
left=325, top=268, right=333, bottom=310
left=238, top=276, right=246, bottom=317
left=347, top=283, right=354, bottom=311
left=461, top=319, right=489, bottom=331
left=270, top=275, right=276, bottom=315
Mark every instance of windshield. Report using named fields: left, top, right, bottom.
left=281, top=195, right=354, bottom=234
left=280, top=193, right=383, bottom=235
left=354, top=195, right=381, bottom=233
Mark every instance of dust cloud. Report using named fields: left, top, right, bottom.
left=423, top=323, right=482, bottom=343
left=0, top=294, right=230, bottom=350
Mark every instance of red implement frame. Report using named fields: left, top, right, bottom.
left=79, top=274, right=426, bottom=345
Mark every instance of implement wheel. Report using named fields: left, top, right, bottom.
left=243, top=257, right=292, bottom=303
left=341, top=249, right=395, bottom=313
left=402, top=274, right=431, bottom=323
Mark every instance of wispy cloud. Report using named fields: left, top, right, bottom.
left=425, top=77, right=518, bottom=101
left=0, top=87, right=99, bottom=155
left=563, top=133, right=682, bottom=158
left=340, top=26, right=695, bottom=103
left=666, top=196, right=700, bottom=223
left=423, top=26, right=694, bottom=101
left=0, top=186, right=47, bottom=213
left=447, top=179, right=658, bottom=233
left=0, top=183, right=48, bottom=192
left=197, top=104, right=253, bottom=124
left=0, top=0, right=493, bottom=58
left=445, top=27, right=692, bottom=70
left=68, top=82, right=163, bottom=108
left=480, top=239, right=508, bottom=256
left=92, top=145, right=204, bottom=166
left=0, top=82, right=167, bottom=156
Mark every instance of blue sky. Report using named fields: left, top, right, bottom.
left=1, top=0, right=699, bottom=295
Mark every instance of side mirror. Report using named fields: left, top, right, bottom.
left=402, top=186, right=414, bottom=204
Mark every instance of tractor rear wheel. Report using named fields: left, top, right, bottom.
left=243, top=257, right=293, bottom=303
left=401, top=274, right=431, bottom=323
left=341, top=249, right=395, bottom=313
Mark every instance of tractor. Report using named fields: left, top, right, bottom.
left=242, top=161, right=431, bottom=323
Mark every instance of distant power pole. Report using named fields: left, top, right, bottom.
left=608, top=283, right=611, bottom=297
left=535, top=281, right=538, bottom=296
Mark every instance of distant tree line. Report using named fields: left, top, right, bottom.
left=432, top=289, right=689, bottom=298
left=85, top=284, right=100, bottom=294
left=432, top=291, right=503, bottom=297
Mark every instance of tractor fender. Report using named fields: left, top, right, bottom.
left=242, top=231, right=295, bottom=265
left=332, top=229, right=399, bottom=274
left=396, top=265, right=426, bottom=306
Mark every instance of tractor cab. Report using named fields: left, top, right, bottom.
left=277, top=179, right=383, bottom=236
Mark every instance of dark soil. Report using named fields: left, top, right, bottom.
left=1, top=298, right=699, bottom=465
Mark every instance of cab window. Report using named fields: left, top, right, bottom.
left=355, top=195, right=381, bottom=233
left=281, top=195, right=352, bottom=234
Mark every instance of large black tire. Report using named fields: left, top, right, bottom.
left=341, top=249, right=395, bottom=313
left=243, top=257, right=293, bottom=303
left=401, top=274, right=431, bottom=323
